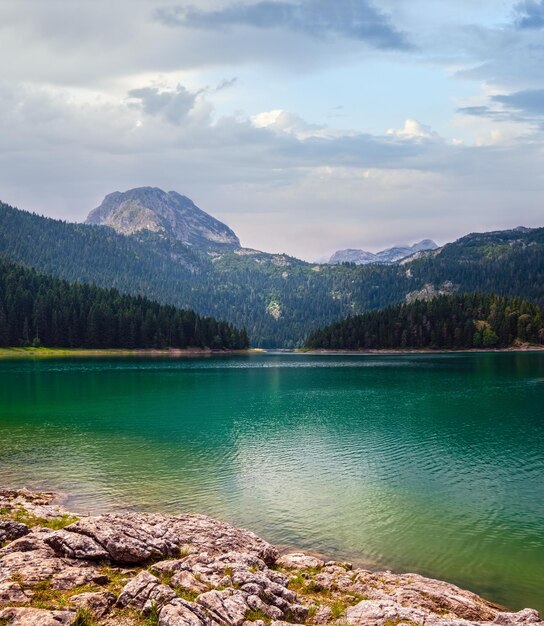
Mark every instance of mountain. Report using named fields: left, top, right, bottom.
left=86, top=187, right=240, bottom=249
left=329, top=239, right=438, bottom=265
left=1, top=197, right=543, bottom=348
left=305, top=293, right=544, bottom=351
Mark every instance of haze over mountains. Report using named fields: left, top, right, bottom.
left=1, top=187, right=543, bottom=347
left=329, top=240, right=438, bottom=265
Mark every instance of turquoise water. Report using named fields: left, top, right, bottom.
left=0, top=352, right=542, bottom=612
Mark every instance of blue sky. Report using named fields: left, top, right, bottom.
left=0, top=0, right=543, bottom=260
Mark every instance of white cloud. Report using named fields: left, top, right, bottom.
left=387, top=119, right=438, bottom=140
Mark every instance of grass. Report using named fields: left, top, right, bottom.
left=174, top=586, right=199, bottom=602
left=0, top=347, right=250, bottom=359
left=73, top=608, right=97, bottom=626
left=144, top=603, right=160, bottom=625
left=0, top=506, right=78, bottom=530
left=245, top=608, right=271, bottom=623
left=99, top=565, right=134, bottom=595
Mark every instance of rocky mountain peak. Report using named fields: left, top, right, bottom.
left=329, top=239, right=438, bottom=265
left=86, top=187, right=240, bottom=248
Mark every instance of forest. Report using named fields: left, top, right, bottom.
left=1, top=201, right=544, bottom=347
left=0, top=258, right=249, bottom=350
left=304, top=293, right=544, bottom=350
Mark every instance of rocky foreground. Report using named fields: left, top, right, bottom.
left=0, top=489, right=541, bottom=626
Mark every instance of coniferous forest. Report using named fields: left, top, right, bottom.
left=305, top=293, right=544, bottom=350
left=0, top=258, right=249, bottom=350
left=1, top=202, right=544, bottom=347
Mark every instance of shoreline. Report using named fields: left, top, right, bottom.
left=0, top=347, right=260, bottom=359
left=0, top=488, right=541, bottom=626
left=299, top=345, right=544, bottom=355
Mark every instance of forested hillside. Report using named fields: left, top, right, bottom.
left=305, top=294, right=544, bottom=350
left=1, top=201, right=544, bottom=347
left=0, top=258, right=248, bottom=350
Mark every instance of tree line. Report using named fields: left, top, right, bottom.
left=0, top=257, right=249, bottom=350
left=305, top=293, right=544, bottom=350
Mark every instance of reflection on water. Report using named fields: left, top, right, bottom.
left=0, top=352, right=543, bottom=612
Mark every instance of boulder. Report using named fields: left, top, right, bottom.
left=117, top=570, right=177, bottom=613
left=70, top=590, right=116, bottom=617
left=0, top=607, right=75, bottom=625
left=276, top=553, right=324, bottom=570
left=0, top=520, right=29, bottom=544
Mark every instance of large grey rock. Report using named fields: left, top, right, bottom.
left=197, top=589, right=249, bottom=626
left=0, top=548, right=107, bottom=589
left=276, top=553, right=324, bottom=570
left=70, top=590, right=116, bottom=617
left=117, top=570, right=177, bottom=612
left=45, top=528, right=109, bottom=560
left=52, top=513, right=278, bottom=564
left=0, top=582, right=29, bottom=606
left=160, top=598, right=217, bottom=626
left=0, top=520, right=29, bottom=544
left=0, top=607, right=75, bottom=625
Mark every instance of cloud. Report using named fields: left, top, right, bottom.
left=127, top=84, right=200, bottom=125
left=492, top=88, right=544, bottom=115
left=513, top=0, right=544, bottom=29
left=156, top=0, right=411, bottom=50
left=458, top=89, right=544, bottom=130
left=387, top=119, right=438, bottom=141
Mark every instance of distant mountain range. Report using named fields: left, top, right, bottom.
left=1, top=187, right=543, bottom=347
left=329, top=239, right=438, bottom=265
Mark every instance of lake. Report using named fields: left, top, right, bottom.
left=0, top=352, right=542, bottom=612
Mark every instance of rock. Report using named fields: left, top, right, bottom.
left=345, top=598, right=430, bottom=626
left=311, top=605, right=333, bottom=625
left=117, top=570, right=177, bottom=613
left=0, top=607, right=75, bottom=625
left=0, top=548, right=107, bottom=589
left=494, top=610, right=543, bottom=625
left=170, top=570, right=210, bottom=593
left=159, top=598, right=216, bottom=626
left=70, top=590, right=116, bottom=617
left=0, top=582, right=29, bottom=606
left=0, top=520, right=29, bottom=544
left=351, top=570, right=499, bottom=621
left=0, top=528, right=55, bottom=556
left=0, top=489, right=71, bottom=520
left=276, top=553, right=324, bottom=570
left=45, top=528, right=110, bottom=561
left=60, top=513, right=278, bottom=564
left=1, top=489, right=542, bottom=626
left=197, top=589, right=249, bottom=626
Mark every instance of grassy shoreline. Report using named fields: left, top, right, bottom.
left=0, top=347, right=260, bottom=359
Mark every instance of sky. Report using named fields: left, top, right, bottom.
left=1, top=0, right=543, bottom=261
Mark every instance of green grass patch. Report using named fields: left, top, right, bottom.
left=1, top=507, right=78, bottom=530
left=245, top=608, right=271, bottom=623
left=174, top=586, right=199, bottom=602
left=72, top=608, right=97, bottom=626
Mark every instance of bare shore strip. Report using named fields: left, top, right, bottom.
left=0, top=348, right=261, bottom=359
left=299, top=345, right=544, bottom=355
left=0, top=489, right=541, bottom=626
